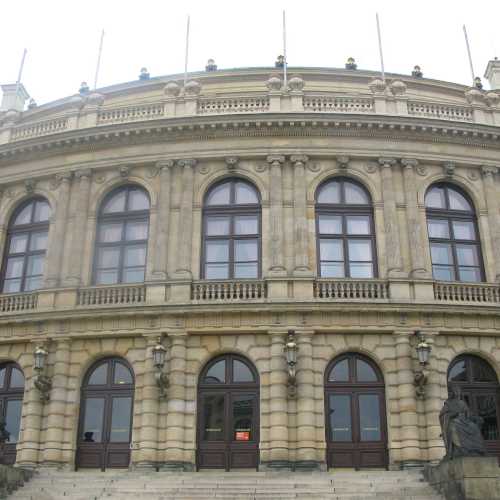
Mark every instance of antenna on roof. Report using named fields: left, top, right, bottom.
left=184, top=15, right=190, bottom=88
left=15, top=48, right=27, bottom=97
left=375, top=13, right=386, bottom=84
left=463, top=25, right=476, bottom=86
left=283, top=10, right=287, bottom=90
left=93, top=29, right=105, bottom=90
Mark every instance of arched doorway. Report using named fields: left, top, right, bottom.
left=197, top=354, right=259, bottom=470
left=76, top=358, right=135, bottom=470
left=0, top=363, right=24, bottom=465
left=448, top=355, right=500, bottom=460
left=324, top=353, right=388, bottom=469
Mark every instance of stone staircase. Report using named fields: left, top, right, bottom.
left=8, top=469, right=443, bottom=500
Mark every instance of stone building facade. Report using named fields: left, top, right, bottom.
left=0, top=63, right=499, bottom=472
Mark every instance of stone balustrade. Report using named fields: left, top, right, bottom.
left=76, top=284, right=147, bottom=306
left=407, top=102, right=473, bottom=122
left=10, top=117, right=67, bottom=141
left=433, top=281, right=500, bottom=303
left=97, top=103, right=165, bottom=125
left=303, top=95, right=374, bottom=113
left=0, top=292, right=38, bottom=313
left=313, top=279, right=390, bottom=300
left=197, top=96, right=270, bottom=114
left=191, top=280, right=267, bottom=301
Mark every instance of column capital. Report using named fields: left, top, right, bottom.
left=378, top=157, right=397, bottom=168
left=156, top=159, right=175, bottom=170
left=74, top=168, right=92, bottom=179
left=401, top=158, right=419, bottom=169
left=177, top=158, right=197, bottom=168
left=481, top=165, right=498, bottom=177
left=267, top=154, right=285, bottom=166
left=290, top=154, right=308, bottom=166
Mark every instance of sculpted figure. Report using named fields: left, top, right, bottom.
left=0, top=419, right=10, bottom=444
left=439, top=385, right=486, bottom=460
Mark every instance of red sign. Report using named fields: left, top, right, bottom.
left=235, top=431, right=250, bottom=441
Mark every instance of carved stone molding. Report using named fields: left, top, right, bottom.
left=184, top=81, right=202, bottom=96
left=467, top=169, right=480, bottom=181
left=290, top=154, right=308, bottom=166
left=443, top=162, right=455, bottom=177
left=369, top=78, right=386, bottom=94
left=364, top=163, right=378, bottom=174
left=75, top=168, right=92, bottom=179
left=307, top=162, right=321, bottom=172
left=119, top=165, right=131, bottom=178
left=336, top=156, right=349, bottom=170
left=24, top=179, right=36, bottom=193
left=416, top=165, right=428, bottom=177
left=225, top=157, right=239, bottom=171
left=267, top=154, right=285, bottom=167
left=288, top=76, right=305, bottom=92
left=164, top=81, right=181, bottom=97
left=378, top=157, right=397, bottom=168
left=401, top=158, right=419, bottom=169
left=390, top=80, right=407, bottom=96
left=177, top=158, right=197, bottom=168
left=157, top=159, right=175, bottom=170
left=481, top=165, right=498, bottom=177
left=266, top=76, right=282, bottom=92
left=254, top=163, right=268, bottom=173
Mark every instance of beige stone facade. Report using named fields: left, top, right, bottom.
left=0, top=66, right=499, bottom=472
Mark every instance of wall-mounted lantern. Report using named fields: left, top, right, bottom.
left=34, top=346, right=52, bottom=402
left=153, top=338, right=169, bottom=399
left=414, top=331, right=431, bottom=399
left=284, top=330, right=298, bottom=398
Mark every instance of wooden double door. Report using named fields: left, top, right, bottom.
left=197, top=354, right=259, bottom=470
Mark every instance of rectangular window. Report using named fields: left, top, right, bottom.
left=318, top=215, right=342, bottom=234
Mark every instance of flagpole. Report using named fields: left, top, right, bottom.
left=376, top=13, right=385, bottom=84
left=93, top=30, right=105, bottom=90
left=283, top=10, right=287, bottom=90
left=463, top=25, right=476, bottom=85
left=15, top=48, right=27, bottom=98
left=184, top=15, right=190, bottom=88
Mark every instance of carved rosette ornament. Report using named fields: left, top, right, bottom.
left=225, top=157, right=239, bottom=171
left=364, top=163, right=378, bottom=174
left=164, top=81, right=181, bottom=98
left=184, top=81, right=201, bottom=96
left=467, top=169, right=480, bottom=182
left=266, top=76, right=282, bottom=92
left=369, top=78, right=386, bottom=94
left=287, top=76, right=305, bottom=92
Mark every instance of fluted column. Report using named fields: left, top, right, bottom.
left=291, top=156, right=312, bottom=275
left=45, top=173, right=72, bottom=287
left=401, top=159, right=429, bottom=278
left=481, top=165, right=500, bottom=280
left=42, top=339, right=70, bottom=465
left=378, top=158, right=405, bottom=277
left=394, top=331, right=421, bottom=467
left=64, top=169, right=92, bottom=286
left=174, top=159, right=196, bottom=278
left=152, top=160, right=173, bottom=280
left=267, top=155, right=286, bottom=276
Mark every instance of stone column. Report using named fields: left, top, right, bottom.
left=401, top=159, right=429, bottom=278
left=267, top=155, right=286, bottom=276
left=295, top=330, right=319, bottom=469
left=266, top=329, right=289, bottom=469
left=42, top=339, right=70, bottom=465
left=378, top=158, right=405, bottom=277
left=45, top=173, right=72, bottom=287
left=164, top=333, right=189, bottom=469
left=174, top=159, right=196, bottom=278
left=394, top=331, right=421, bottom=467
left=481, top=165, right=500, bottom=280
left=64, top=169, right=92, bottom=286
left=291, top=156, right=312, bottom=276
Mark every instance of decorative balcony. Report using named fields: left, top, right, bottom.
left=191, top=280, right=267, bottom=302
left=433, top=281, right=500, bottom=304
left=197, top=96, right=270, bottom=114
left=76, top=284, right=147, bottom=306
left=0, top=292, right=38, bottom=313
left=313, top=279, right=390, bottom=300
left=97, top=103, right=165, bottom=125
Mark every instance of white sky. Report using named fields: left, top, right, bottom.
left=1, top=0, right=499, bottom=105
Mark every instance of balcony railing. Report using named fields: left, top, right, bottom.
left=434, top=282, right=500, bottom=303
left=407, top=102, right=473, bottom=122
left=197, top=96, right=270, bottom=114
left=97, top=103, right=165, bottom=125
left=0, top=292, right=38, bottom=312
left=191, top=280, right=267, bottom=301
left=10, top=118, right=68, bottom=141
left=314, top=279, right=390, bottom=300
left=77, top=284, right=147, bottom=306
left=303, top=96, right=374, bottom=113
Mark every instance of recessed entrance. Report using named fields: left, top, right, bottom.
left=197, top=354, right=259, bottom=470
left=76, top=357, right=134, bottom=470
left=325, top=353, right=388, bottom=469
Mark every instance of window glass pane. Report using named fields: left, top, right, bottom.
left=95, top=270, right=119, bottom=285
left=13, top=204, right=32, bottom=225
left=328, top=359, right=349, bottom=382
left=234, top=216, right=258, bottom=235
left=350, top=263, right=374, bottom=278
left=0, top=368, right=5, bottom=388
left=235, top=240, right=258, bottom=261
left=205, top=264, right=229, bottom=279
left=356, top=359, right=378, bottom=382
left=204, top=360, right=226, bottom=383
left=428, top=219, right=450, bottom=239
left=235, top=182, right=258, bottom=204
left=29, top=231, right=48, bottom=251
left=206, top=183, right=231, bottom=205
left=125, top=221, right=148, bottom=241
left=425, top=186, right=445, bottom=208
left=233, top=360, right=254, bottom=383
left=344, top=182, right=369, bottom=204
left=109, top=397, right=132, bottom=442
left=318, top=215, right=342, bottom=234
left=124, top=245, right=146, bottom=267
left=346, top=216, right=370, bottom=235
left=102, top=190, right=126, bottom=213
left=359, top=394, right=382, bottom=441
left=114, top=362, right=133, bottom=385
left=128, top=189, right=149, bottom=211
left=99, top=222, right=123, bottom=243
left=317, top=181, right=341, bottom=204
left=234, top=263, right=258, bottom=279
left=433, top=265, right=455, bottom=281
left=5, top=400, right=22, bottom=443
left=448, top=360, right=467, bottom=382
left=320, top=239, right=343, bottom=261
left=476, top=395, right=499, bottom=441
left=26, top=255, right=44, bottom=276
left=453, top=221, right=475, bottom=240
left=6, top=257, right=24, bottom=279
left=9, top=234, right=28, bottom=253
left=329, top=394, right=352, bottom=441
left=431, top=243, right=453, bottom=265
left=348, top=240, right=372, bottom=261
left=81, top=398, right=105, bottom=443
left=123, top=268, right=145, bottom=283
left=472, top=360, right=496, bottom=382
left=232, top=395, right=254, bottom=441
left=321, top=263, right=345, bottom=278
left=203, top=394, right=225, bottom=441
left=206, top=240, right=229, bottom=262
left=448, top=189, right=472, bottom=211
left=206, top=217, right=230, bottom=236
left=9, top=368, right=24, bottom=388
left=456, top=245, right=479, bottom=266
left=2, top=280, right=21, bottom=293
left=25, top=276, right=43, bottom=291
left=458, top=267, right=481, bottom=283
left=34, top=201, right=50, bottom=222
left=97, top=247, right=120, bottom=268
left=88, top=364, right=108, bottom=385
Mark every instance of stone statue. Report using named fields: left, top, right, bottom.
left=0, top=419, right=10, bottom=444
left=439, top=385, right=486, bottom=460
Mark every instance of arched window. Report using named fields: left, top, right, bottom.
left=316, top=178, right=376, bottom=278
left=202, top=179, right=261, bottom=280
left=425, top=183, right=483, bottom=282
left=93, top=185, right=150, bottom=285
left=1, top=198, right=51, bottom=293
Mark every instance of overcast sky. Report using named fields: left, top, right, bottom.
left=1, top=0, right=499, bottom=105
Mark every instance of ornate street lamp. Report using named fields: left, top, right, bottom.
left=414, top=331, right=431, bottom=399
left=284, top=330, right=298, bottom=398
left=34, top=346, right=52, bottom=402
left=153, top=338, right=168, bottom=399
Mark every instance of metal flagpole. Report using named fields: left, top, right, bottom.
left=463, top=25, right=476, bottom=85
left=184, top=15, right=190, bottom=88
left=376, top=13, right=385, bottom=84
left=93, top=30, right=105, bottom=90
left=15, top=48, right=27, bottom=98
left=283, top=10, right=287, bottom=90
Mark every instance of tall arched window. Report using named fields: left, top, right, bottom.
left=425, top=183, right=483, bottom=282
left=202, top=179, right=261, bottom=280
left=316, top=178, right=376, bottom=278
left=94, top=185, right=150, bottom=285
left=1, top=198, right=51, bottom=293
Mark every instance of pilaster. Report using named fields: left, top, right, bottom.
left=481, top=165, right=500, bottom=280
